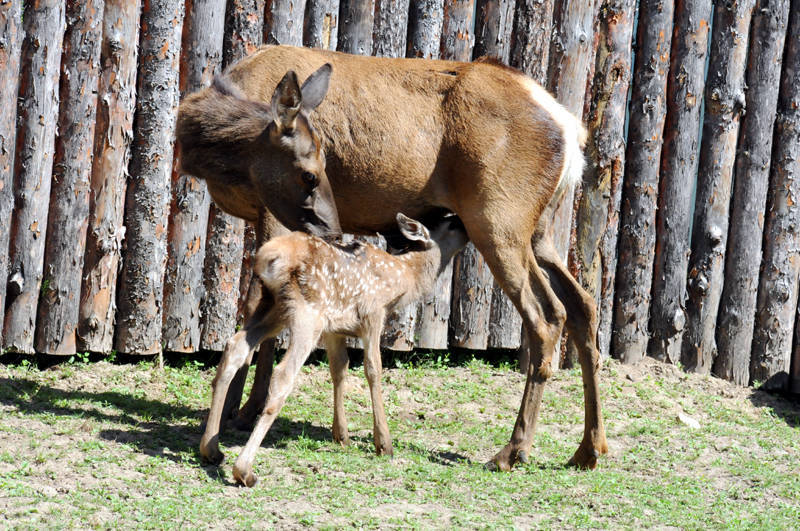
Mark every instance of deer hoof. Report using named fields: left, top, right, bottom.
left=516, top=450, right=529, bottom=464
left=567, top=443, right=603, bottom=470
left=487, top=445, right=523, bottom=472
left=233, top=465, right=258, bottom=488
left=200, top=447, right=225, bottom=466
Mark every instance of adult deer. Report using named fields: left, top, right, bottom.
left=177, top=45, right=607, bottom=471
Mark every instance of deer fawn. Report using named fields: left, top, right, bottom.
left=199, top=213, right=468, bottom=487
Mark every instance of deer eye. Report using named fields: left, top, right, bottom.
left=301, top=171, right=319, bottom=188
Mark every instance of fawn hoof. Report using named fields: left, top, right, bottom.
left=375, top=442, right=394, bottom=457
left=332, top=427, right=350, bottom=447
left=233, top=464, right=258, bottom=488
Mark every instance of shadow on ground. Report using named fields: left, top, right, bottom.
left=749, top=383, right=800, bottom=430
left=0, top=376, right=472, bottom=481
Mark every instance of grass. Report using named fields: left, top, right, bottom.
left=1, top=354, right=798, bottom=528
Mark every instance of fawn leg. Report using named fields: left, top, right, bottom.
left=200, top=318, right=271, bottom=465
left=362, top=315, right=393, bottom=456
left=232, top=316, right=320, bottom=487
left=325, top=334, right=351, bottom=446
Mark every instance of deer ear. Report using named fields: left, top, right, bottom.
left=271, top=70, right=302, bottom=132
left=301, top=63, right=332, bottom=111
left=396, top=213, right=431, bottom=244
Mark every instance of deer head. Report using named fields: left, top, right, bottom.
left=176, top=64, right=341, bottom=238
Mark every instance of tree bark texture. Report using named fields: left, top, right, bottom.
left=473, top=0, right=514, bottom=63
left=794, top=305, right=800, bottom=394
left=3, top=1, right=65, bottom=353
left=509, top=0, right=554, bottom=84
left=611, top=0, right=673, bottom=363
left=416, top=261, right=454, bottom=349
left=406, top=0, right=443, bottom=59
left=79, top=0, right=141, bottom=353
left=304, top=0, right=339, bottom=50
left=488, top=282, right=522, bottom=349
left=266, top=0, right=307, bottom=46
left=163, top=0, right=226, bottom=353
left=450, top=243, right=495, bottom=349
left=115, top=0, right=185, bottom=355
left=372, top=0, right=410, bottom=57
left=440, top=0, right=475, bottom=61
left=547, top=0, right=597, bottom=259
left=750, top=1, right=800, bottom=391
left=573, top=0, right=635, bottom=360
left=35, top=0, right=105, bottom=355
left=681, top=0, right=754, bottom=373
left=0, top=0, right=23, bottom=349
left=224, top=0, right=265, bottom=62
left=337, top=0, right=374, bottom=55
left=716, top=0, right=790, bottom=386
left=647, top=0, right=712, bottom=364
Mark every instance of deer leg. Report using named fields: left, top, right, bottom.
left=200, top=310, right=273, bottom=465
left=233, top=316, right=321, bottom=487
left=361, top=315, right=393, bottom=457
left=324, top=334, right=350, bottom=446
left=475, top=240, right=566, bottom=471
left=535, top=238, right=608, bottom=469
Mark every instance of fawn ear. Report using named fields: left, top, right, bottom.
left=301, top=63, right=332, bottom=111
left=271, top=70, right=302, bottom=132
left=396, top=213, right=431, bottom=245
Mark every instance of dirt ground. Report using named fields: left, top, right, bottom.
left=1, top=354, right=798, bottom=528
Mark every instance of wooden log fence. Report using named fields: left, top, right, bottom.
left=1, top=0, right=799, bottom=393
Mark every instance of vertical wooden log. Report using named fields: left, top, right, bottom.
left=372, top=0, right=410, bottom=57
left=337, top=0, right=374, bottom=55
left=473, top=0, right=519, bottom=349
left=304, top=0, right=340, bottom=50
left=573, top=0, right=635, bottom=359
left=79, top=0, right=142, bottom=353
left=416, top=262, right=454, bottom=349
left=224, top=0, right=266, bottom=60
left=611, top=0, right=673, bottom=363
left=473, top=0, right=514, bottom=63
left=201, top=0, right=264, bottom=352
left=266, top=0, right=307, bottom=45
left=750, top=1, right=800, bottom=390
left=35, top=0, right=105, bottom=355
left=0, top=1, right=23, bottom=349
left=681, top=0, right=754, bottom=373
left=163, top=0, right=226, bottom=353
left=547, top=0, right=597, bottom=259
left=440, top=0, right=475, bottom=61
left=509, top=0, right=554, bottom=84
left=716, top=0, right=791, bottom=386
left=450, top=244, right=495, bottom=349
left=647, top=0, right=712, bottom=364
left=406, top=0, right=443, bottom=59
left=3, top=1, right=65, bottom=353
left=115, top=0, right=185, bottom=355
left=793, top=304, right=800, bottom=394
left=416, top=0, right=473, bottom=350
left=371, top=0, right=414, bottom=349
